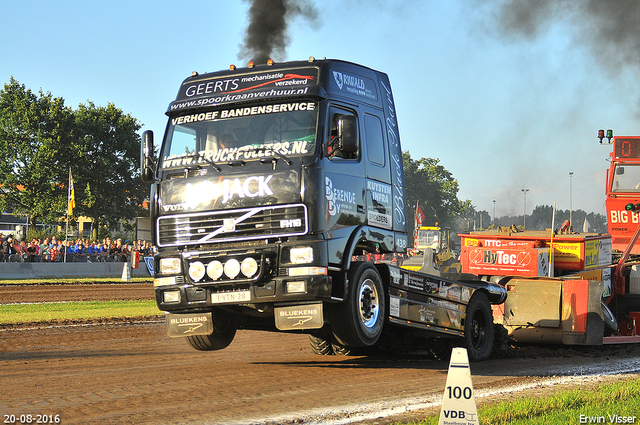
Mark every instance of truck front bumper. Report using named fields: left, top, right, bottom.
left=154, top=274, right=332, bottom=311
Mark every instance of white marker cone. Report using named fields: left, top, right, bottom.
left=121, top=261, right=131, bottom=282
left=438, top=347, right=479, bottom=425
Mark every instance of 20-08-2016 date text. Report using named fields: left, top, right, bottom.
left=4, top=415, right=60, bottom=424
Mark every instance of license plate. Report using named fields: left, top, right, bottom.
left=211, top=290, right=251, bottom=304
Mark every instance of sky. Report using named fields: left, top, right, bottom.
left=2, top=0, right=639, bottom=222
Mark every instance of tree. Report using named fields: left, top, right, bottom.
left=403, top=151, right=468, bottom=243
left=71, top=102, right=146, bottom=238
left=528, top=205, right=607, bottom=233
left=0, top=79, right=146, bottom=237
left=458, top=204, right=491, bottom=232
left=494, top=205, right=607, bottom=233
left=0, top=78, right=74, bottom=225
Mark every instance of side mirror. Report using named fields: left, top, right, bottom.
left=337, top=115, right=358, bottom=154
left=141, top=130, right=156, bottom=183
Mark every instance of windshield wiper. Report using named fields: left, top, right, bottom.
left=247, top=146, right=293, bottom=168
left=197, top=153, right=222, bottom=172
left=174, top=152, right=222, bottom=172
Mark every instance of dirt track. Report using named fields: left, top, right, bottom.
left=2, top=284, right=640, bottom=424
left=0, top=282, right=154, bottom=304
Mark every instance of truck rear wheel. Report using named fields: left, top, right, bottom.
left=331, top=262, right=385, bottom=347
left=427, top=339, right=452, bottom=361
left=186, top=313, right=237, bottom=351
left=462, top=291, right=494, bottom=361
left=308, top=334, right=368, bottom=356
left=309, top=334, right=334, bottom=355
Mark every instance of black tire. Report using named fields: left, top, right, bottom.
left=427, top=339, right=452, bottom=361
left=186, top=313, right=237, bottom=351
left=463, top=291, right=494, bottom=362
left=602, top=302, right=618, bottom=336
left=491, top=324, right=510, bottom=358
left=331, top=262, right=385, bottom=347
left=309, top=334, right=334, bottom=355
left=331, top=339, right=359, bottom=356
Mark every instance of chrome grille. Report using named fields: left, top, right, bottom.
left=157, top=204, right=308, bottom=247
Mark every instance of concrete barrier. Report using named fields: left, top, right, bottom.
left=0, top=261, right=152, bottom=279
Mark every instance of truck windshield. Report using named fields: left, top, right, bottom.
left=611, top=164, right=640, bottom=192
left=417, top=229, right=440, bottom=251
left=161, top=101, right=318, bottom=169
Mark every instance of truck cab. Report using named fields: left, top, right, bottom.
left=403, top=226, right=461, bottom=274
left=141, top=58, right=506, bottom=360
left=604, top=135, right=640, bottom=254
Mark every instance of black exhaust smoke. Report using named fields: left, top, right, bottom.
left=495, top=0, right=640, bottom=74
left=239, top=0, right=320, bottom=65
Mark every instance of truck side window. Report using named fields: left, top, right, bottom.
left=328, top=112, right=358, bottom=160
left=364, top=114, right=385, bottom=166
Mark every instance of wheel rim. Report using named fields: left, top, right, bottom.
left=470, top=309, right=487, bottom=350
left=358, top=278, right=380, bottom=329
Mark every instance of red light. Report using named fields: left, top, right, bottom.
left=267, top=59, right=274, bottom=66
left=634, top=203, right=640, bottom=212
left=598, top=129, right=605, bottom=138
left=248, top=61, right=254, bottom=68
left=229, top=64, right=236, bottom=70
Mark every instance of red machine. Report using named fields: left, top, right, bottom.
left=603, top=132, right=640, bottom=254
left=455, top=130, right=640, bottom=344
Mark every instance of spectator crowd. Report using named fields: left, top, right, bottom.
left=0, top=234, right=155, bottom=263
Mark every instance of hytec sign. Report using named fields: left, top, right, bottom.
left=462, top=245, right=549, bottom=277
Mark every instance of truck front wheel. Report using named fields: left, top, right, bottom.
left=331, top=262, right=385, bottom=347
left=186, top=313, right=237, bottom=351
left=462, top=291, right=494, bottom=361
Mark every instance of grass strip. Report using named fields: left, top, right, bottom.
left=399, top=377, right=640, bottom=425
left=0, top=277, right=153, bottom=285
left=0, top=300, right=160, bottom=324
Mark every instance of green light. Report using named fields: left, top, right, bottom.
left=626, top=203, right=634, bottom=211
left=607, top=129, right=614, bottom=138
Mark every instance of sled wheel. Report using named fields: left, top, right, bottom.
left=463, top=291, right=494, bottom=362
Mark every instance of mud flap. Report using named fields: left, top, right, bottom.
left=166, top=312, right=214, bottom=338
left=275, top=303, right=324, bottom=330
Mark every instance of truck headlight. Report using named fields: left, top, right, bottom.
left=163, top=290, right=181, bottom=303
left=286, top=281, right=307, bottom=294
left=188, top=261, right=205, bottom=282
left=290, top=247, right=313, bottom=264
left=159, top=258, right=181, bottom=274
left=224, top=258, right=241, bottom=279
left=207, top=260, right=224, bottom=280
left=289, top=266, right=327, bottom=276
left=154, top=276, right=177, bottom=287
left=241, top=257, right=258, bottom=277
